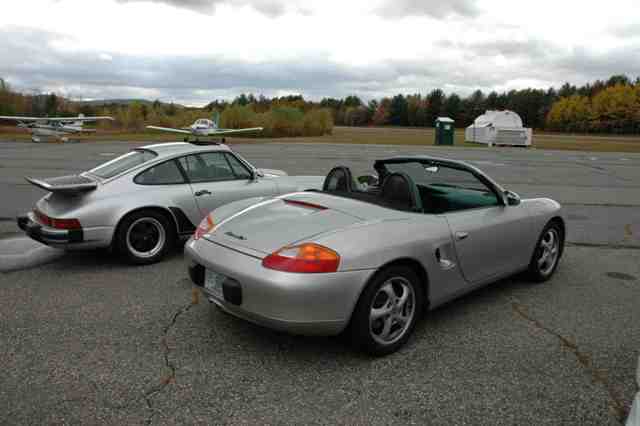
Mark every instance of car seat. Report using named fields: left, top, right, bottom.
left=323, top=166, right=357, bottom=192
left=379, top=172, right=423, bottom=212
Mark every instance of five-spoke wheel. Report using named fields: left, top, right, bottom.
left=369, top=277, right=416, bottom=346
left=527, top=220, right=564, bottom=282
left=350, top=266, right=424, bottom=356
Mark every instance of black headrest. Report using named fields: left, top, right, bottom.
left=380, top=172, right=423, bottom=212
left=323, top=166, right=355, bottom=192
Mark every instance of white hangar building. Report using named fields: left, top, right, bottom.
left=465, top=110, right=532, bottom=147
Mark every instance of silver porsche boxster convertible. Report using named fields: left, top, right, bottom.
left=186, top=155, right=565, bottom=355
left=17, top=142, right=323, bottom=264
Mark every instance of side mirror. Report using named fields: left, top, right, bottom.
left=505, top=190, right=521, bottom=206
left=252, top=169, right=264, bottom=180
left=357, top=174, right=379, bottom=187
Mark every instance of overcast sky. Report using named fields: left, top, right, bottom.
left=1, top=0, right=639, bottom=105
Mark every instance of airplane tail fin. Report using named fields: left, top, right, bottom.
left=212, top=111, right=220, bottom=129
left=73, top=113, right=85, bottom=127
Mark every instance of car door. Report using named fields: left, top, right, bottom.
left=179, top=151, right=277, bottom=218
left=434, top=168, right=531, bottom=284
left=133, top=158, right=201, bottom=233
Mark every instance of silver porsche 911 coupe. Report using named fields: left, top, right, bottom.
left=186, top=155, right=565, bottom=355
left=17, top=142, right=323, bottom=264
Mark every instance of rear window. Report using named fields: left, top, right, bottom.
left=89, top=149, right=157, bottom=179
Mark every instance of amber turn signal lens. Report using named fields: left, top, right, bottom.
left=194, top=214, right=215, bottom=240
left=262, top=243, right=340, bottom=273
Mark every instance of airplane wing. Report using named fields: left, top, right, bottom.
left=55, top=116, right=114, bottom=122
left=146, top=125, right=192, bottom=135
left=0, top=116, right=113, bottom=122
left=210, top=127, right=264, bottom=135
left=0, top=116, right=47, bottom=122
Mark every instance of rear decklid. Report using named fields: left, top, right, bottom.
left=25, top=174, right=98, bottom=195
left=205, top=193, right=370, bottom=255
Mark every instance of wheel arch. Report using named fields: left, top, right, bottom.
left=549, top=215, right=565, bottom=235
left=549, top=215, right=566, bottom=255
left=350, top=257, right=431, bottom=321
left=379, top=258, right=431, bottom=309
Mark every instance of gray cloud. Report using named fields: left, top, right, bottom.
left=376, top=0, right=480, bottom=19
left=1, top=26, right=638, bottom=106
left=115, top=0, right=287, bottom=17
left=117, top=0, right=482, bottom=19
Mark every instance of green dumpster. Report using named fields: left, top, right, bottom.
left=435, top=117, right=455, bottom=146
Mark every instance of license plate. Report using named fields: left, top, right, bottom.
left=205, top=269, right=225, bottom=297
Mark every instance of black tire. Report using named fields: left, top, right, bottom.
left=526, top=220, right=564, bottom=282
left=115, top=210, right=175, bottom=265
left=349, top=266, right=424, bottom=356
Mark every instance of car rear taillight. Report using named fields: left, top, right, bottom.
left=262, top=243, right=340, bottom=273
left=194, top=214, right=215, bottom=240
left=34, top=209, right=51, bottom=226
left=51, top=218, right=82, bottom=230
left=34, top=210, right=81, bottom=230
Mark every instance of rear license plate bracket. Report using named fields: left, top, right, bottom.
left=205, top=269, right=226, bottom=298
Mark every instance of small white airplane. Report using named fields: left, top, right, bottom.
left=0, top=114, right=114, bottom=142
left=147, top=112, right=262, bottom=142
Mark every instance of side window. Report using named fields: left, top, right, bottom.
left=134, top=160, right=185, bottom=185
left=225, top=153, right=252, bottom=179
left=180, top=152, right=236, bottom=182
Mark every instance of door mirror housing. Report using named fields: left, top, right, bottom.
left=252, top=169, right=264, bottom=181
left=505, top=190, right=521, bottom=206
left=357, top=174, right=379, bottom=188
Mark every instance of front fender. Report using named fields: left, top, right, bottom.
left=522, top=198, right=564, bottom=237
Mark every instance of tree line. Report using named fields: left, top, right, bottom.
left=320, top=74, right=640, bottom=134
left=0, top=81, right=333, bottom=138
left=2, top=74, right=639, bottom=135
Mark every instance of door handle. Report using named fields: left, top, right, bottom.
left=195, top=189, right=212, bottom=197
left=455, top=231, right=469, bottom=241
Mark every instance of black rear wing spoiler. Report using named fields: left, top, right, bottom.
left=25, top=176, right=98, bottom=194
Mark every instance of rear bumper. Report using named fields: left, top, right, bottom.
left=17, top=213, right=83, bottom=246
left=185, top=238, right=374, bottom=336
left=17, top=212, right=113, bottom=250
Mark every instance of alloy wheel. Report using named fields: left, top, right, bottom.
left=537, top=228, right=560, bottom=276
left=126, top=217, right=166, bottom=259
left=369, top=277, right=416, bottom=346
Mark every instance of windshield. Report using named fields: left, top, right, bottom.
left=89, top=149, right=157, bottom=179
left=385, top=161, right=490, bottom=192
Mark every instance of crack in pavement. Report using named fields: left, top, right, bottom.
left=144, top=287, right=200, bottom=425
left=511, top=301, right=629, bottom=423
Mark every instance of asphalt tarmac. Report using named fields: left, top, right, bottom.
left=0, top=140, right=638, bottom=425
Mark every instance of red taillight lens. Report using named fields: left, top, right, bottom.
left=33, top=210, right=81, bottom=229
left=34, top=209, right=51, bottom=226
left=194, top=214, right=215, bottom=240
left=262, top=243, right=340, bottom=273
left=51, top=218, right=81, bottom=230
